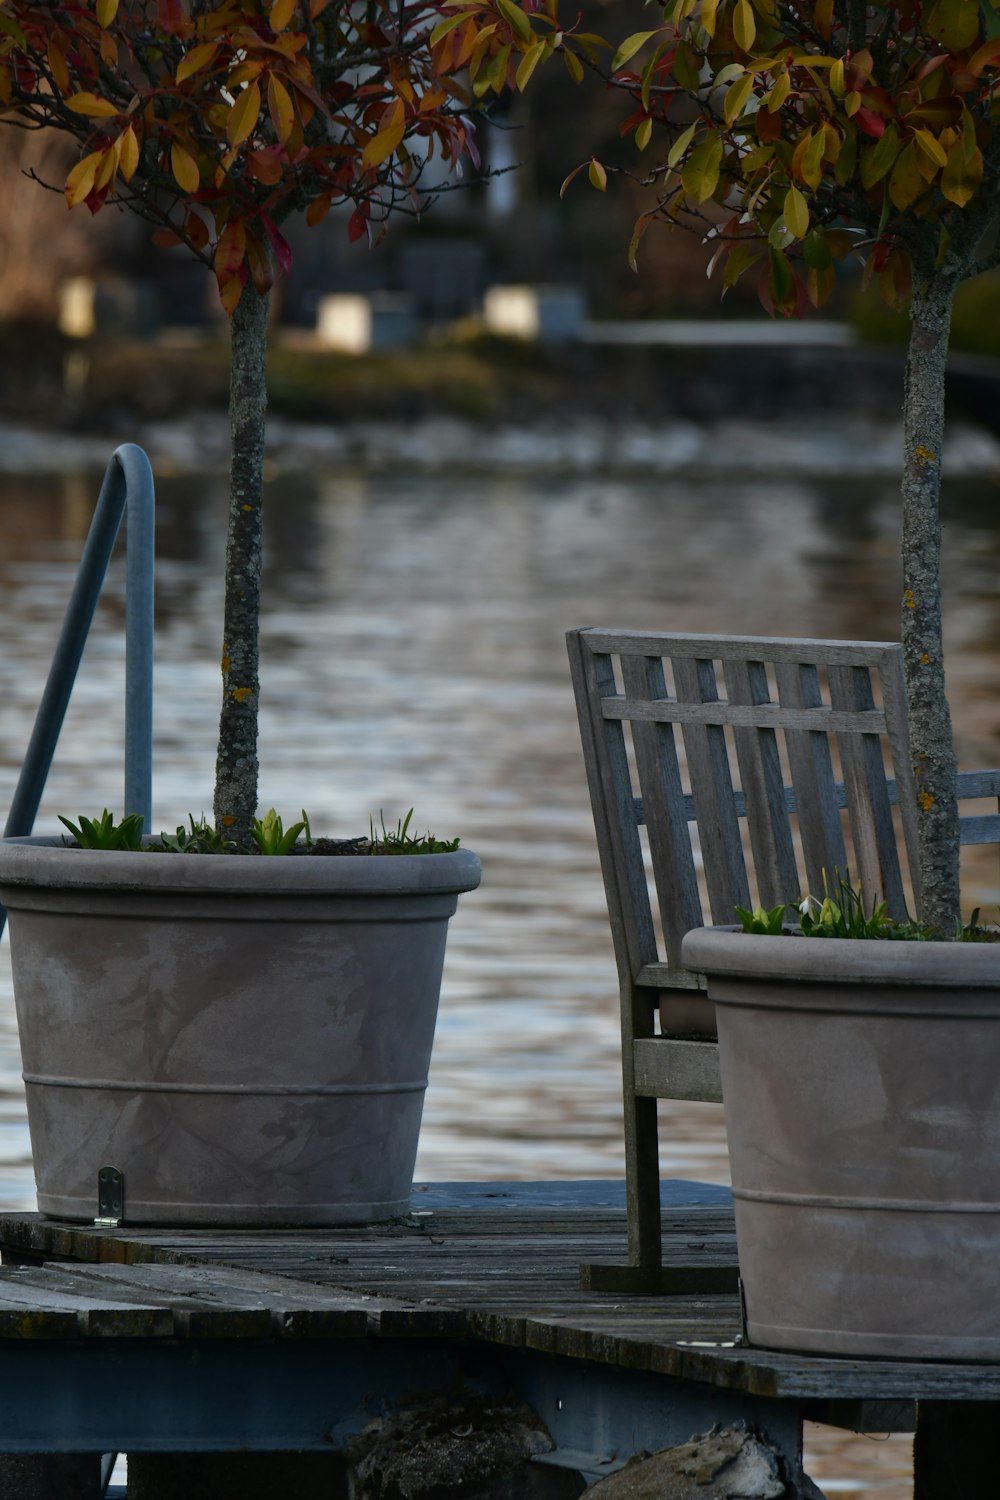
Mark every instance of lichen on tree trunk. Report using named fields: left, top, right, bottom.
left=213, top=282, right=269, bottom=852
left=901, top=275, right=960, bottom=932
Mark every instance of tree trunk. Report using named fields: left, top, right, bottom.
left=213, top=282, right=269, bottom=851
left=901, top=276, right=960, bottom=932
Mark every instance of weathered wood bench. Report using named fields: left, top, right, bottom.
left=567, top=627, right=1000, bottom=1293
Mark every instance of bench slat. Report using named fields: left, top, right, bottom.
left=673, top=655, right=751, bottom=924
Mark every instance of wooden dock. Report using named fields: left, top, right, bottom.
left=0, top=1181, right=994, bottom=1496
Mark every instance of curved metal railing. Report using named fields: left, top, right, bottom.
left=1, top=443, right=155, bottom=931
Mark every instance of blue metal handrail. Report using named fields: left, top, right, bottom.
left=2, top=441, right=155, bottom=859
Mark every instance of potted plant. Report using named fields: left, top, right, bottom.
left=0, top=0, right=528, bottom=1225
left=682, top=887, right=1000, bottom=1360
left=464, top=0, right=1000, bottom=1355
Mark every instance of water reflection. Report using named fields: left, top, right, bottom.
left=0, top=461, right=999, bottom=1219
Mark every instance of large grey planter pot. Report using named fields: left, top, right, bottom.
left=0, top=837, right=480, bottom=1227
left=681, top=926, right=1000, bottom=1360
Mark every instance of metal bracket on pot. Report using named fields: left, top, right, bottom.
left=94, top=1166, right=125, bottom=1227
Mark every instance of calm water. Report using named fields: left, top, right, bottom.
left=1, top=439, right=999, bottom=1497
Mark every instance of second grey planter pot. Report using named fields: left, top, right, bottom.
left=681, top=926, right=1000, bottom=1361
left=0, top=837, right=480, bottom=1227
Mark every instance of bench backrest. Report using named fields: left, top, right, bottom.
left=569, top=629, right=928, bottom=996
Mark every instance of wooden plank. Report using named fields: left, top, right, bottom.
left=620, top=653, right=703, bottom=966
left=724, top=656, right=799, bottom=908
left=603, top=698, right=888, bottom=733
left=567, top=631, right=659, bottom=982
left=673, top=655, right=751, bottom=923
left=580, top=631, right=904, bottom=667
left=828, top=663, right=908, bottom=917
left=775, top=659, right=848, bottom=897
left=18, top=1262, right=368, bottom=1339
left=567, top=631, right=666, bottom=1274
left=632, top=1038, right=722, bottom=1103
left=960, top=813, right=1000, bottom=845
left=955, top=769, right=1000, bottom=798
left=875, top=645, right=923, bottom=915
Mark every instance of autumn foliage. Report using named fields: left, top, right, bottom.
left=455, top=0, right=1000, bottom=318
left=0, top=0, right=511, bottom=312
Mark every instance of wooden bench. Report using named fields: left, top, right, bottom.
left=567, top=628, right=1000, bottom=1293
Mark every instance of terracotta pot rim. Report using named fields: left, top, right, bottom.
left=0, top=835, right=481, bottom=898
left=682, top=923, right=1000, bottom=987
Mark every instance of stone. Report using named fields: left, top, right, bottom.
left=582, top=1424, right=827, bottom=1500
left=346, top=1394, right=586, bottom=1500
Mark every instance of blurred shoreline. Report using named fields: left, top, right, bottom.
left=1, top=329, right=998, bottom=479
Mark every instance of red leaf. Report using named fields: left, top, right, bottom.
left=260, top=214, right=293, bottom=273
left=854, top=107, right=886, bottom=139
left=156, top=0, right=184, bottom=36
left=347, top=206, right=369, bottom=242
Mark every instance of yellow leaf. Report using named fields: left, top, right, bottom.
left=765, top=70, right=790, bottom=112
left=783, top=183, right=809, bottom=238
left=217, top=274, right=245, bottom=316
left=925, top=0, right=980, bottom=52
left=65, top=152, right=101, bottom=208
left=807, top=262, right=836, bottom=309
left=563, top=48, right=583, bottom=83
left=699, top=0, right=721, bottom=39
left=96, top=0, right=119, bottom=25
left=171, top=142, right=201, bottom=195
left=267, top=74, right=295, bottom=144
left=559, top=162, right=586, bottom=197
left=667, top=120, right=697, bottom=170
left=913, top=127, right=947, bottom=169
left=830, top=57, right=845, bottom=95
left=941, top=138, right=983, bottom=206
left=96, top=140, right=121, bottom=191
left=176, top=42, right=220, bottom=85
left=270, top=0, right=296, bottom=30
left=635, top=116, right=652, bottom=151
left=119, top=124, right=139, bottom=182
left=430, top=11, right=471, bottom=47
left=813, top=0, right=833, bottom=40
left=66, top=91, right=120, bottom=119
left=888, top=140, right=924, bottom=210
left=588, top=157, right=607, bottom=191
left=628, top=213, right=652, bottom=271
left=496, top=0, right=532, bottom=42
left=362, top=99, right=406, bottom=170
left=227, top=81, right=262, bottom=147
left=516, top=42, right=545, bottom=91
left=791, top=128, right=824, bottom=189
left=611, top=30, right=658, bottom=72
left=47, top=38, right=70, bottom=95
left=724, top=72, right=754, bottom=126
left=733, top=0, right=756, bottom=53
left=682, top=135, right=723, bottom=203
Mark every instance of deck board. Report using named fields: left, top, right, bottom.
left=0, top=1182, right=998, bottom=1402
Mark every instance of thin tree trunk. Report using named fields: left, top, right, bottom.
left=901, top=276, right=960, bottom=932
left=213, top=281, right=269, bottom=851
